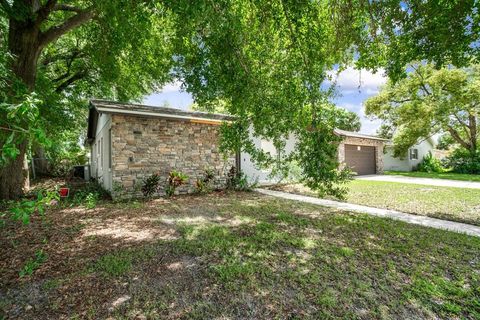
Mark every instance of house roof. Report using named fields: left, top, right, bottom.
left=87, top=100, right=234, bottom=144
left=334, top=129, right=389, bottom=141
left=385, top=136, right=437, bottom=148
left=90, top=99, right=234, bottom=121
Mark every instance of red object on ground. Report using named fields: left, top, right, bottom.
left=59, top=188, right=69, bottom=197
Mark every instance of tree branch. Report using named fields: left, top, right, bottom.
left=453, top=113, right=471, bottom=139
left=468, top=113, right=477, bottom=152
left=412, top=65, right=431, bottom=96
left=36, top=0, right=58, bottom=24
left=55, top=70, right=87, bottom=93
left=53, top=4, right=84, bottom=13
left=0, top=0, right=13, bottom=17
left=446, top=125, right=471, bottom=150
left=42, top=50, right=84, bottom=66
left=39, top=6, right=95, bottom=47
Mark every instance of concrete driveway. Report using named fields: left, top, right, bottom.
left=356, top=175, right=480, bottom=189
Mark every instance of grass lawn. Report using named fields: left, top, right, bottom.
left=274, top=180, right=480, bottom=226
left=385, top=170, right=480, bottom=182
left=1, top=192, right=479, bottom=319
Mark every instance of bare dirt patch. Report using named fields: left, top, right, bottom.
left=1, top=191, right=479, bottom=319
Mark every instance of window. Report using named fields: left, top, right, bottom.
left=108, top=129, right=112, bottom=169
left=100, top=137, right=103, bottom=169
left=410, top=148, right=418, bottom=160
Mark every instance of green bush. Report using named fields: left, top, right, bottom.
left=417, top=152, right=445, bottom=173
left=226, top=166, right=256, bottom=191
left=69, top=182, right=109, bottom=209
left=141, top=173, right=161, bottom=198
left=166, top=170, right=189, bottom=197
left=195, top=169, right=215, bottom=194
left=445, top=148, right=480, bottom=174
left=8, top=190, right=59, bottom=225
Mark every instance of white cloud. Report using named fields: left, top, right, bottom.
left=329, top=67, right=387, bottom=95
left=161, top=80, right=183, bottom=93
left=338, top=102, right=382, bottom=135
left=338, top=102, right=362, bottom=114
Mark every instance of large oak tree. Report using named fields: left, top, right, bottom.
left=365, top=64, right=480, bottom=157
left=1, top=0, right=479, bottom=199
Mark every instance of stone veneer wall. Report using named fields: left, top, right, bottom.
left=338, top=136, right=385, bottom=174
left=110, top=114, right=235, bottom=198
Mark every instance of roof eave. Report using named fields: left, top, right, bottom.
left=94, top=105, right=232, bottom=124
left=333, top=129, right=389, bottom=142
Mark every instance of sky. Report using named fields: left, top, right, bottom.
left=143, top=67, right=387, bottom=134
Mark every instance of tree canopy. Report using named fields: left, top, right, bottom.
left=1, top=0, right=479, bottom=199
left=365, top=64, right=480, bottom=157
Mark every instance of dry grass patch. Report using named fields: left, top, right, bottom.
left=1, top=191, right=479, bottom=319
left=272, top=181, right=480, bottom=226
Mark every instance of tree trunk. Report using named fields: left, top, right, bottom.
left=8, top=16, right=42, bottom=91
left=0, top=142, right=29, bottom=199
left=469, top=113, right=477, bottom=155
left=0, top=16, right=41, bottom=199
left=33, top=147, right=50, bottom=176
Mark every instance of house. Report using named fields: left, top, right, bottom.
left=383, top=138, right=436, bottom=172
left=335, top=129, right=388, bottom=175
left=241, top=129, right=388, bottom=184
left=87, top=100, right=393, bottom=198
left=86, top=100, right=235, bottom=198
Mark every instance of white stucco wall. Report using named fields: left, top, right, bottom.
left=90, top=113, right=112, bottom=191
left=240, top=129, right=297, bottom=184
left=384, top=139, right=435, bottom=172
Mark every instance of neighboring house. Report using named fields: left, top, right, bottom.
left=383, top=138, right=436, bottom=172
left=335, top=129, right=388, bottom=175
left=87, top=100, right=235, bottom=198
left=241, top=129, right=387, bottom=184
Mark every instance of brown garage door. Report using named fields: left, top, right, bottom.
left=344, top=144, right=376, bottom=175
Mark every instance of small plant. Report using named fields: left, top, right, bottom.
left=226, top=166, right=256, bottom=191
left=69, top=182, right=108, bottom=208
left=85, top=193, right=99, bottom=209
left=9, top=190, right=59, bottom=225
left=166, top=170, right=189, bottom=197
left=195, top=169, right=215, bottom=194
left=417, top=151, right=445, bottom=173
left=93, top=252, right=133, bottom=277
left=141, top=172, right=161, bottom=198
left=19, top=249, right=47, bottom=277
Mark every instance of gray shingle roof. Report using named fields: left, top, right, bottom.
left=334, top=129, right=388, bottom=141
left=90, top=99, right=234, bottom=121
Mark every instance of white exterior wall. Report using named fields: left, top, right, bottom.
left=384, top=139, right=435, bottom=171
left=90, top=113, right=113, bottom=191
left=383, top=147, right=410, bottom=171
left=240, top=129, right=297, bottom=185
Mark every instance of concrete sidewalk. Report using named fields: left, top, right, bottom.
left=256, top=188, right=480, bottom=237
left=356, top=175, right=480, bottom=189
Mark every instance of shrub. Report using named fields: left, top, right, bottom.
left=9, top=190, right=59, bottom=225
left=445, top=148, right=480, bottom=174
left=19, top=249, right=47, bottom=277
left=195, top=169, right=215, bottom=194
left=141, top=173, right=161, bottom=198
left=417, top=152, right=445, bottom=173
left=69, top=182, right=109, bottom=208
left=226, top=166, right=256, bottom=191
left=166, top=170, right=189, bottom=197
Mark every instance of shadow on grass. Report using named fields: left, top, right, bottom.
left=1, top=192, right=479, bottom=319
